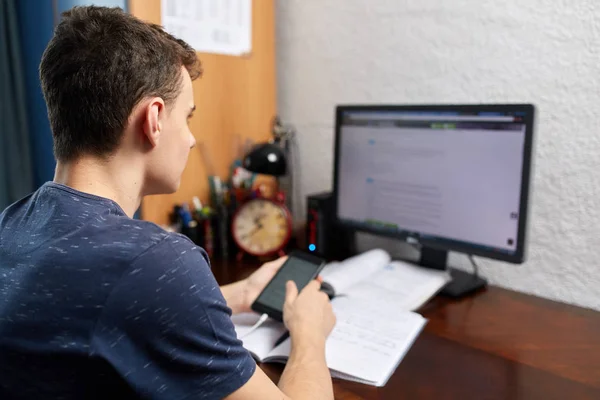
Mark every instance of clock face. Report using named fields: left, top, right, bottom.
left=232, top=199, right=292, bottom=256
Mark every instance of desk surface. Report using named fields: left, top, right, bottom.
left=212, top=259, right=600, bottom=400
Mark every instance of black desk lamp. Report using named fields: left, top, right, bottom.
left=242, top=117, right=292, bottom=177
left=241, top=117, right=296, bottom=218
left=242, top=142, right=287, bottom=176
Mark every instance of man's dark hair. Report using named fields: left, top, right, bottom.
left=40, top=6, right=201, bottom=162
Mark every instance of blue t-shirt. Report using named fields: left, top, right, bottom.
left=0, top=182, right=256, bottom=399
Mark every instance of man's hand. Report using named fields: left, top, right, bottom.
left=220, top=256, right=288, bottom=315
left=283, top=280, right=336, bottom=346
left=240, top=256, right=288, bottom=313
left=223, top=270, right=336, bottom=400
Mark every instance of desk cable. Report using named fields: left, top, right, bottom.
left=468, top=255, right=480, bottom=278
left=239, top=314, right=269, bottom=340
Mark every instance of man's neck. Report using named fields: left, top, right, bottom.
left=54, top=156, right=143, bottom=218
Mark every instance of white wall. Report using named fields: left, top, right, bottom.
left=276, top=0, right=600, bottom=311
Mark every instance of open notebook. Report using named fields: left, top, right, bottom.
left=232, top=249, right=450, bottom=387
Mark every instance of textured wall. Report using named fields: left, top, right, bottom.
left=275, top=0, right=600, bottom=310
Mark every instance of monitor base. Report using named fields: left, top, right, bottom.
left=419, top=247, right=487, bottom=298
left=440, top=267, right=488, bottom=298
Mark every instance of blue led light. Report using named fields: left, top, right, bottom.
left=308, top=244, right=316, bottom=252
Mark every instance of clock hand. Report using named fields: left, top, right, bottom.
left=246, top=224, right=263, bottom=237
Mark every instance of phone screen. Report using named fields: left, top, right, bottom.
left=254, top=256, right=323, bottom=314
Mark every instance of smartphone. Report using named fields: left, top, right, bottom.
left=251, top=251, right=326, bottom=322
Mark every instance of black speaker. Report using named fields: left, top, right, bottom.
left=305, top=192, right=355, bottom=261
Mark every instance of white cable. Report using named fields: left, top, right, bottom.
left=239, top=313, right=269, bottom=339
left=468, top=255, right=480, bottom=278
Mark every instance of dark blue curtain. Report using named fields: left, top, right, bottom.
left=58, top=0, right=127, bottom=10
left=0, top=0, right=34, bottom=209
left=15, top=0, right=55, bottom=190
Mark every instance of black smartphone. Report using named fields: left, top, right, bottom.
left=251, top=251, right=326, bottom=322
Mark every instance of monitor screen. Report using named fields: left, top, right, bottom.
left=333, top=104, right=535, bottom=263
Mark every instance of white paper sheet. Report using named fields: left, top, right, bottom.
left=325, top=296, right=426, bottom=386
left=319, top=249, right=390, bottom=295
left=231, top=313, right=286, bottom=361
left=267, top=296, right=426, bottom=386
left=162, top=0, right=252, bottom=56
left=345, top=259, right=450, bottom=311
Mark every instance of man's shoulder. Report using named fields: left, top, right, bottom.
left=129, top=225, right=209, bottom=267
left=91, top=228, right=253, bottom=400
left=94, top=223, right=220, bottom=338
left=110, top=217, right=171, bottom=243
left=89, top=218, right=211, bottom=275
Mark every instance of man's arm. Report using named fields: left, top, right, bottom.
left=220, top=280, right=247, bottom=314
left=226, top=280, right=335, bottom=400
left=276, top=324, right=333, bottom=398
left=277, top=280, right=335, bottom=399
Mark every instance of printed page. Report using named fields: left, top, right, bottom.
left=327, top=296, right=425, bottom=385
left=344, top=259, right=450, bottom=311
left=266, top=296, right=425, bottom=385
left=231, top=313, right=286, bottom=361
left=320, top=249, right=390, bottom=295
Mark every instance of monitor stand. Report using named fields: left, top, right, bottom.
left=419, top=247, right=487, bottom=298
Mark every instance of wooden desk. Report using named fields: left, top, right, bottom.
left=212, top=259, right=600, bottom=399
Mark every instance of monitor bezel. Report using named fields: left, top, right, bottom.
left=332, top=103, right=536, bottom=264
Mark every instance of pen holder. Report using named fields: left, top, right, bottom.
left=180, top=220, right=200, bottom=244
left=175, top=204, right=240, bottom=262
left=210, top=206, right=239, bottom=261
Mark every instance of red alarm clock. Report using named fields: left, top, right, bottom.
left=231, top=193, right=292, bottom=258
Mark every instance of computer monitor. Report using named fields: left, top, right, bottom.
left=333, top=104, right=535, bottom=295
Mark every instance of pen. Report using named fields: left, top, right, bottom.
left=273, top=331, right=290, bottom=347
left=178, top=204, right=193, bottom=227
left=192, top=196, right=203, bottom=216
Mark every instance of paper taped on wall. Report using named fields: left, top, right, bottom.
left=161, top=0, right=252, bottom=56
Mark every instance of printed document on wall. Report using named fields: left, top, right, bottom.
left=162, top=0, right=252, bottom=56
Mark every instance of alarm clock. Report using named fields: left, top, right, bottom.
left=231, top=197, right=292, bottom=257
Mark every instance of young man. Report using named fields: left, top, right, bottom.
left=0, top=6, right=335, bottom=400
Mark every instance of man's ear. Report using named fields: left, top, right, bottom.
left=142, top=97, right=166, bottom=148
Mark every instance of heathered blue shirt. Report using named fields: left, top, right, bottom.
left=0, top=182, right=255, bottom=399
